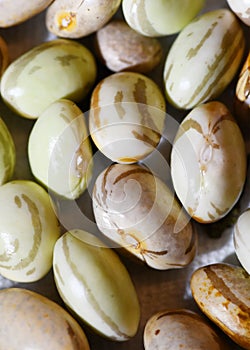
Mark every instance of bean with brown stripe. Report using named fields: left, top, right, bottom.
left=144, top=309, right=230, bottom=349
left=191, top=263, right=250, bottom=349
left=92, top=163, right=197, bottom=270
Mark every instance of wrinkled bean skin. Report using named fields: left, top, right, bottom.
left=95, top=20, right=163, bottom=73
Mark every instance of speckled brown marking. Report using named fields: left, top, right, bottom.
left=113, top=167, right=151, bottom=185
left=204, top=265, right=250, bottom=314
left=186, top=21, right=218, bottom=60
left=62, top=233, right=129, bottom=339
left=0, top=194, right=42, bottom=270
left=114, top=90, right=126, bottom=119
left=90, top=80, right=103, bottom=129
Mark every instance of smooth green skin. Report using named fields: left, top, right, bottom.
left=1, top=39, right=97, bottom=119
left=122, top=0, right=205, bottom=36
left=28, top=99, right=93, bottom=200
left=53, top=230, right=141, bottom=341
left=0, top=117, right=15, bottom=185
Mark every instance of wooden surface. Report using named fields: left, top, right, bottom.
left=0, top=1, right=249, bottom=349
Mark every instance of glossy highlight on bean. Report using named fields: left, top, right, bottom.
left=0, top=180, right=60, bottom=282
left=53, top=230, right=140, bottom=341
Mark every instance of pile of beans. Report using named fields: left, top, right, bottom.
left=0, top=1, right=249, bottom=349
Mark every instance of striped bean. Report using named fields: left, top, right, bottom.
left=92, top=163, right=196, bottom=270
left=0, top=180, right=60, bottom=282
left=163, top=9, right=245, bottom=109
left=1, top=39, right=97, bottom=119
left=53, top=230, right=140, bottom=341
left=227, top=0, right=250, bottom=26
left=89, top=72, right=166, bottom=164
left=171, top=101, right=247, bottom=223
left=122, top=0, right=205, bottom=37
left=191, top=263, right=250, bottom=349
